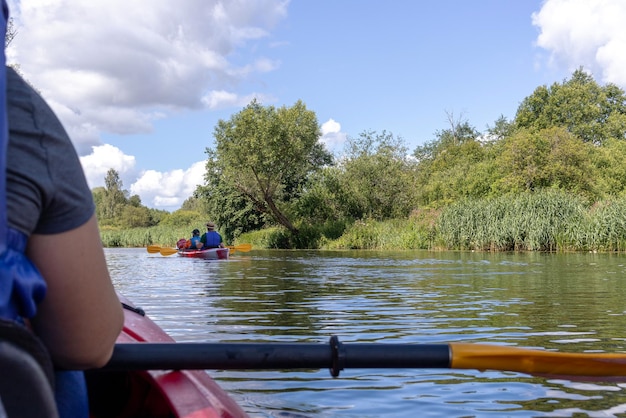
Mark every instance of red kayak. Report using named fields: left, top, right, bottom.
left=178, top=247, right=230, bottom=260
left=85, top=295, right=248, bottom=418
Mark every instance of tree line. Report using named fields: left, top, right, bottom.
left=95, top=68, right=626, bottom=250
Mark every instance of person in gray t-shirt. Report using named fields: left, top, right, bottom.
left=5, top=66, right=123, bottom=417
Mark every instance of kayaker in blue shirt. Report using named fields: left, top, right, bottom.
left=190, top=229, right=203, bottom=249
left=0, top=3, right=123, bottom=416
left=200, top=222, right=224, bottom=249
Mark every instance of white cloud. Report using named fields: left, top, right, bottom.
left=320, top=118, right=347, bottom=152
left=5, top=0, right=289, bottom=211
left=533, top=0, right=626, bottom=86
left=80, top=144, right=137, bottom=189
left=129, top=161, right=207, bottom=211
left=6, top=0, right=289, bottom=155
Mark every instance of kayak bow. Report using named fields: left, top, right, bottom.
left=85, top=295, right=247, bottom=418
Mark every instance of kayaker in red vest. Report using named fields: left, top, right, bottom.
left=0, top=4, right=124, bottom=415
left=201, top=222, right=224, bottom=249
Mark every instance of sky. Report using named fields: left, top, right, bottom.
left=6, top=0, right=626, bottom=211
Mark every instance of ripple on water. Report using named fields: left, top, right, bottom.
left=108, top=248, right=626, bottom=417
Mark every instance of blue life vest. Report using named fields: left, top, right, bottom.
left=203, top=231, right=221, bottom=248
left=0, top=0, right=47, bottom=321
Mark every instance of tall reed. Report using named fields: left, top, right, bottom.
left=581, top=198, right=626, bottom=251
left=100, top=225, right=193, bottom=248
left=436, top=190, right=586, bottom=251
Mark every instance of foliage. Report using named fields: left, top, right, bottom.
left=180, top=195, right=207, bottom=213
left=196, top=165, right=269, bottom=243
left=237, top=219, right=350, bottom=250
left=590, top=138, right=626, bottom=197
left=413, top=122, right=499, bottom=207
left=486, top=115, right=515, bottom=141
left=158, top=210, right=206, bottom=229
left=297, top=130, right=419, bottom=222
left=493, top=127, right=597, bottom=200
left=207, top=99, right=331, bottom=235
left=335, top=130, right=418, bottom=219
left=118, top=205, right=152, bottom=228
left=93, top=168, right=157, bottom=228
left=324, top=211, right=438, bottom=250
left=292, top=167, right=346, bottom=222
left=95, top=169, right=128, bottom=225
left=92, top=68, right=626, bottom=253
left=515, top=68, right=626, bottom=145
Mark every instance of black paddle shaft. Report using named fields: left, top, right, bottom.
left=104, top=336, right=452, bottom=377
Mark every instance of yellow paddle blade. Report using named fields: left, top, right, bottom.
left=450, top=343, right=626, bottom=377
left=147, top=245, right=162, bottom=253
left=227, top=243, right=252, bottom=252
left=159, top=247, right=179, bottom=256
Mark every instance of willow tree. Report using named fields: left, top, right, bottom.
left=208, top=99, right=330, bottom=235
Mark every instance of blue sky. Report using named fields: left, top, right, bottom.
left=7, top=0, right=625, bottom=211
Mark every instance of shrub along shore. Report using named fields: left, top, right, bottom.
left=101, top=191, right=626, bottom=253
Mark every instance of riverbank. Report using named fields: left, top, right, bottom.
left=102, top=191, right=626, bottom=253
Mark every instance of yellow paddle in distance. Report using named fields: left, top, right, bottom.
left=146, top=245, right=162, bottom=254
left=159, top=247, right=179, bottom=256
left=146, top=246, right=179, bottom=256
left=226, top=243, right=252, bottom=253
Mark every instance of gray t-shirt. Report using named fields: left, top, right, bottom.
left=5, top=66, right=95, bottom=236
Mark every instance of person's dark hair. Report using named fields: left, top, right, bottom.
left=192, top=229, right=200, bottom=235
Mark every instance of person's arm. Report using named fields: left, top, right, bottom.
left=26, top=214, right=124, bottom=370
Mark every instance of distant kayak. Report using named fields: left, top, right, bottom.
left=177, top=247, right=230, bottom=259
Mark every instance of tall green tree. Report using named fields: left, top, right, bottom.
left=195, top=170, right=268, bottom=243
left=207, top=99, right=331, bottom=235
left=337, top=130, right=417, bottom=219
left=515, top=68, right=626, bottom=145
left=100, top=168, right=128, bottom=223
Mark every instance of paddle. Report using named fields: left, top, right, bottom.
left=159, top=247, right=178, bottom=256
left=146, top=245, right=162, bottom=254
left=102, top=337, right=626, bottom=379
left=226, top=243, right=252, bottom=252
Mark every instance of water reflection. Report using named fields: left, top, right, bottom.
left=107, top=248, right=626, bottom=417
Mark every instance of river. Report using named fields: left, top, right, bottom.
left=106, top=248, right=626, bottom=417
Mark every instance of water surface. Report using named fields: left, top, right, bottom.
left=107, top=248, right=626, bottom=417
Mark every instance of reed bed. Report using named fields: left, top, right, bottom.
left=100, top=193, right=626, bottom=253
left=435, top=191, right=626, bottom=252
left=581, top=199, right=626, bottom=251
left=100, top=225, right=191, bottom=248
left=435, top=191, right=586, bottom=251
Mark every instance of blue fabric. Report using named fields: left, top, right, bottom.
left=203, top=231, right=222, bottom=248
left=54, top=371, right=89, bottom=418
left=190, top=236, right=202, bottom=248
left=0, top=0, right=8, bottom=255
left=0, top=228, right=47, bottom=320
